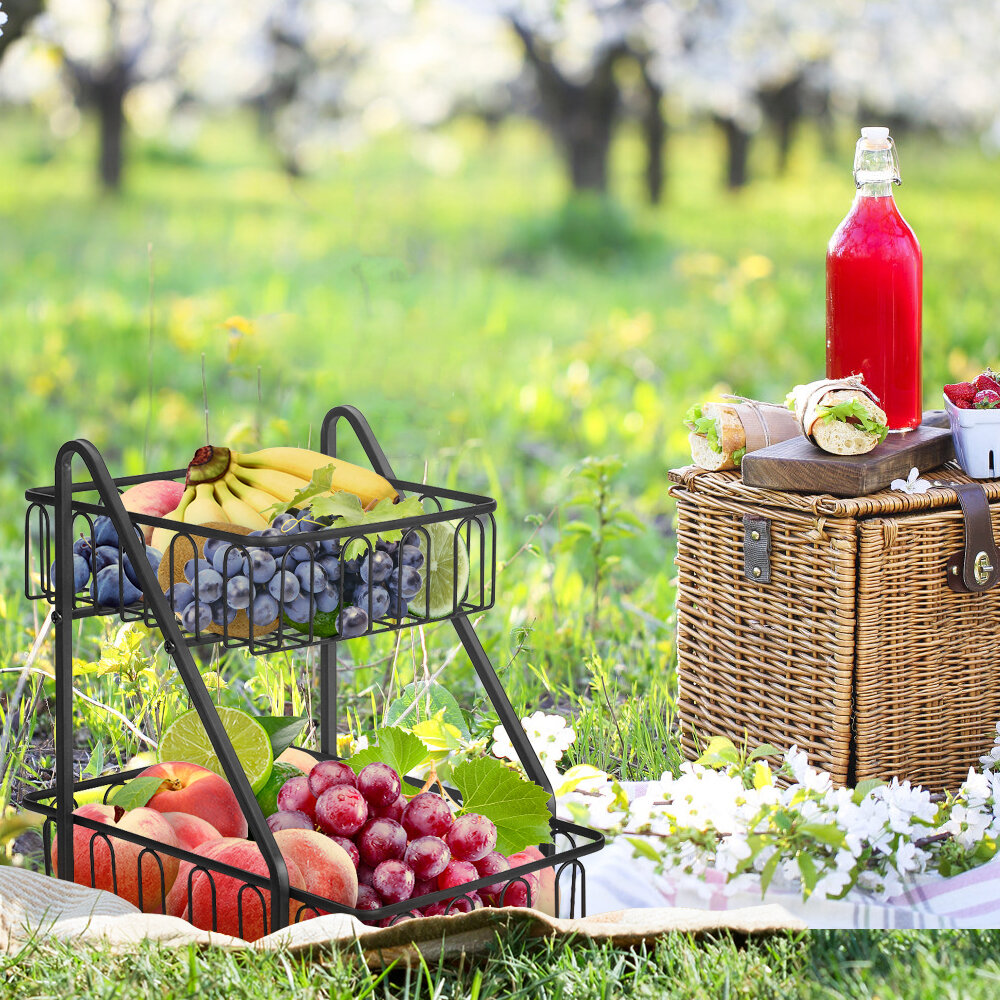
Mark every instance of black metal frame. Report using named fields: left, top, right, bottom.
left=22, top=404, right=605, bottom=932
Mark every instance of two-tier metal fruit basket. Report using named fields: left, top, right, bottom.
left=22, top=404, right=603, bottom=935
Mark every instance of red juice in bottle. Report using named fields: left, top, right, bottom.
left=826, top=126, right=922, bottom=431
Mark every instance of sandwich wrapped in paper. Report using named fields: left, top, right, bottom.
left=787, top=375, right=889, bottom=455
left=685, top=396, right=800, bottom=471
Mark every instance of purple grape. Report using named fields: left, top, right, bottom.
left=357, top=763, right=401, bottom=807
left=226, top=575, right=252, bottom=610
left=180, top=600, right=212, bottom=632
left=268, top=570, right=300, bottom=603
left=372, top=859, right=414, bottom=904
left=250, top=591, right=279, bottom=626
left=248, top=549, right=277, bottom=583
left=446, top=813, right=497, bottom=863
left=337, top=605, right=368, bottom=638
left=359, top=550, right=393, bottom=584
left=294, top=561, right=327, bottom=594
left=266, top=809, right=314, bottom=832
left=404, top=836, right=451, bottom=880
left=357, top=818, right=407, bottom=867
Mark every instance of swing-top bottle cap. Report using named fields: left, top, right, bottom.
left=859, top=126, right=891, bottom=149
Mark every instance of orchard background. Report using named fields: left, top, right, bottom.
left=2, top=1, right=1000, bottom=995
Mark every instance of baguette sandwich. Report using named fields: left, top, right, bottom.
left=685, top=397, right=800, bottom=471
left=787, top=376, right=888, bottom=455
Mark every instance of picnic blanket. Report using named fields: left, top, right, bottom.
left=577, top=782, right=1000, bottom=930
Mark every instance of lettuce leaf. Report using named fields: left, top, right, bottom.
left=815, top=399, right=889, bottom=443
left=684, top=404, right=721, bottom=452
left=732, top=447, right=747, bottom=467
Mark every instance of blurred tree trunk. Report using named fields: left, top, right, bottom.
left=94, top=64, right=128, bottom=192
left=759, top=76, right=802, bottom=175
left=716, top=116, right=751, bottom=189
left=0, top=0, right=44, bottom=59
left=638, top=57, right=665, bottom=204
left=512, top=20, right=626, bottom=196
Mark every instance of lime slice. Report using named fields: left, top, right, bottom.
left=158, top=706, right=274, bottom=794
left=408, top=521, right=471, bottom=619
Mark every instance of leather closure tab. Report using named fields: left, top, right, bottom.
left=947, top=483, right=1000, bottom=594
left=743, top=515, right=771, bottom=583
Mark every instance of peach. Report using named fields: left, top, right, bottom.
left=507, top=847, right=557, bottom=915
left=272, top=828, right=358, bottom=915
left=51, top=803, right=180, bottom=913
left=184, top=839, right=307, bottom=941
left=160, top=812, right=222, bottom=852
left=140, top=761, right=248, bottom=839
left=166, top=836, right=235, bottom=919
left=274, top=747, right=316, bottom=774
left=121, top=481, right=185, bottom=543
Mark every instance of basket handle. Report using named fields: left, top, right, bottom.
left=946, top=482, right=1000, bottom=593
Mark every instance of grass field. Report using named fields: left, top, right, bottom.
left=2, top=110, right=999, bottom=995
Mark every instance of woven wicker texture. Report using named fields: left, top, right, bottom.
left=669, top=464, right=1000, bottom=790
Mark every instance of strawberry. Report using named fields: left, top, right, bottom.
left=944, top=382, right=976, bottom=409
left=974, top=372, right=1000, bottom=395
left=974, top=389, right=1000, bottom=409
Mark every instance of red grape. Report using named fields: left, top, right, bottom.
left=381, top=911, right=421, bottom=927
left=445, top=812, right=497, bottom=862
left=357, top=862, right=376, bottom=887
left=266, top=809, right=314, bottom=833
left=424, top=893, right=482, bottom=916
left=308, top=759, right=357, bottom=798
left=315, top=785, right=368, bottom=837
left=355, top=884, right=382, bottom=912
left=357, top=817, right=407, bottom=867
left=498, top=873, right=540, bottom=908
left=277, top=775, right=317, bottom=821
left=357, top=762, right=402, bottom=807
left=329, top=834, right=361, bottom=868
left=373, top=859, right=415, bottom=904
left=474, top=850, right=511, bottom=904
left=401, top=792, right=454, bottom=839
left=411, top=877, right=437, bottom=899
left=437, top=859, right=479, bottom=893
left=371, top=792, right=407, bottom=822
left=404, top=835, right=451, bottom=880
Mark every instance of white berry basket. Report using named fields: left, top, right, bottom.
left=944, top=395, right=1000, bottom=479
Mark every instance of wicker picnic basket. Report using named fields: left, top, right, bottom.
left=668, top=463, right=1000, bottom=791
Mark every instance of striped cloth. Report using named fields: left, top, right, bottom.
left=571, top=783, right=1000, bottom=930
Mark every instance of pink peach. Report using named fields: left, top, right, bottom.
left=160, top=812, right=223, bottom=852
left=272, top=828, right=358, bottom=915
left=121, top=480, right=185, bottom=543
left=141, top=761, right=248, bottom=839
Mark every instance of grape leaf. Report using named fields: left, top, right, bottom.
left=107, top=776, right=164, bottom=811
left=255, top=716, right=307, bottom=758
left=265, top=464, right=339, bottom=519
left=452, top=757, right=553, bottom=856
left=347, top=727, right=428, bottom=778
left=384, top=681, right=470, bottom=738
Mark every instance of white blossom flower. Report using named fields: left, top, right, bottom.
left=890, top=467, right=931, bottom=494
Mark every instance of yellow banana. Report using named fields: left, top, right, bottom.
left=225, top=473, right=285, bottom=517
left=230, top=463, right=309, bottom=501
left=184, top=482, right=229, bottom=525
left=149, top=485, right=196, bottom=553
left=234, top=447, right=397, bottom=508
left=212, top=478, right=268, bottom=529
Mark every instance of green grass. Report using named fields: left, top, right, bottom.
left=3, top=110, right=1000, bottom=993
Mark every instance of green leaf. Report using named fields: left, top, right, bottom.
left=748, top=744, right=783, bottom=761
left=815, top=399, right=888, bottom=443
left=799, top=822, right=846, bottom=849
left=452, top=756, right=553, bottom=856
left=348, top=727, right=428, bottom=779
left=256, top=716, right=308, bottom=758
left=108, top=775, right=165, bottom=811
left=384, top=682, right=470, bottom=738
left=695, top=736, right=740, bottom=769
left=797, top=852, right=819, bottom=896
left=265, top=464, right=339, bottom=519
left=760, top=851, right=781, bottom=894
left=627, top=837, right=661, bottom=863
left=852, top=779, right=885, bottom=804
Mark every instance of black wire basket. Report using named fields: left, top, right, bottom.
left=21, top=404, right=605, bottom=935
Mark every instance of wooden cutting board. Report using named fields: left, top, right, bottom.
left=740, top=410, right=954, bottom=497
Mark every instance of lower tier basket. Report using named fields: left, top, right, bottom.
left=23, top=751, right=603, bottom=936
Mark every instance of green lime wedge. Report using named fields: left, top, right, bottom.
left=158, top=706, right=274, bottom=794
left=409, top=520, right=471, bottom=619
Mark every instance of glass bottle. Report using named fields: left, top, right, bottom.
left=826, top=126, right=922, bottom=431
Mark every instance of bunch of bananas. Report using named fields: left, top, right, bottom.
left=151, top=446, right=397, bottom=550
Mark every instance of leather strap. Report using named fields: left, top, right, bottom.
left=946, top=483, right=1000, bottom=594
